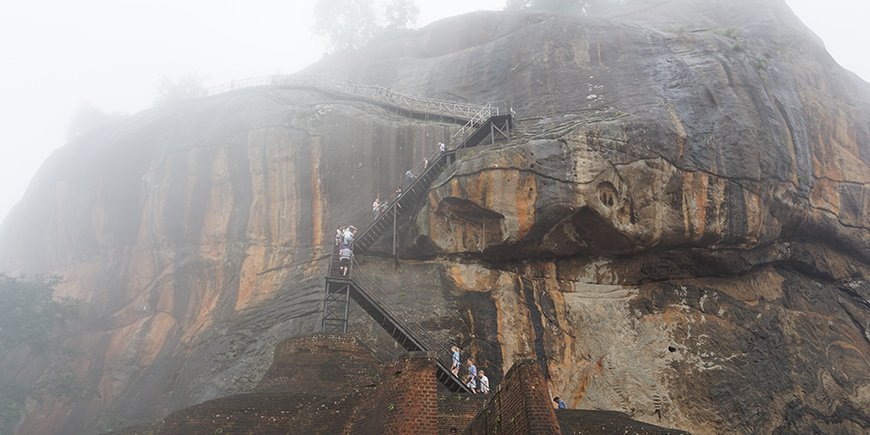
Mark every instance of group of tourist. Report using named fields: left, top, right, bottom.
left=370, top=141, right=450, bottom=221
left=338, top=139, right=507, bottom=396
left=450, top=346, right=490, bottom=394
left=334, top=225, right=357, bottom=277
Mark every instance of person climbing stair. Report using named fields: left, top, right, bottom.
left=465, top=358, right=478, bottom=393
left=451, top=346, right=461, bottom=377
left=478, top=370, right=490, bottom=394
left=339, top=246, right=353, bottom=277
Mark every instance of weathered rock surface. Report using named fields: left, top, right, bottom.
left=0, top=0, right=868, bottom=433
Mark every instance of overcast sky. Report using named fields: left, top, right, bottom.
left=0, top=0, right=867, bottom=226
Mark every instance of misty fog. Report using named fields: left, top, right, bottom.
left=0, top=0, right=866, bottom=226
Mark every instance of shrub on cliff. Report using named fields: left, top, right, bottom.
left=0, top=274, right=82, bottom=434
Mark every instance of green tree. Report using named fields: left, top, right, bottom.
left=0, top=274, right=82, bottom=434
left=313, top=0, right=419, bottom=51
left=154, top=73, right=208, bottom=106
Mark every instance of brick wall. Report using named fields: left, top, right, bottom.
left=353, top=351, right=439, bottom=434
left=466, top=359, right=560, bottom=435
left=438, top=394, right=486, bottom=434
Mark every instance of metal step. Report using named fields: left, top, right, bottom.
left=322, top=275, right=472, bottom=393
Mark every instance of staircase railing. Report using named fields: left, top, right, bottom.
left=207, top=74, right=501, bottom=123
left=450, top=103, right=494, bottom=144
left=348, top=259, right=467, bottom=385
left=354, top=109, right=515, bottom=253
left=353, top=144, right=451, bottom=251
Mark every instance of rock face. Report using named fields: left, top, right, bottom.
left=0, top=0, right=868, bottom=433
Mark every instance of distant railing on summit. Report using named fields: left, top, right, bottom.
left=207, top=74, right=512, bottom=127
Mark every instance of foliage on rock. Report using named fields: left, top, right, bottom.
left=0, top=274, right=82, bottom=434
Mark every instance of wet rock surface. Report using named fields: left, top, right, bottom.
left=0, top=0, right=868, bottom=433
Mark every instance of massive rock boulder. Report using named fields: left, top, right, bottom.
left=0, top=0, right=867, bottom=433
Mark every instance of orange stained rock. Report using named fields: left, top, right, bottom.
left=154, top=279, right=175, bottom=315
left=234, top=244, right=276, bottom=312
left=183, top=266, right=226, bottom=342
left=140, top=312, right=178, bottom=367
left=680, top=171, right=707, bottom=241
left=659, top=306, right=689, bottom=325
left=471, top=171, right=487, bottom=204
left=541, top=284, right=580, bottom=402
left=809, top=178, right=841, bottom=215
left=447, top=264, right=498, bottom=292
left=310, top=139, right=324, bottom=250
left=200, top=146, right=233, bottom=258
left=743, top=187, right=767, bottom=246
left=570, top=371, right=592, bottom=405
left=809, top=107, right=869, bottom=184
left=450, top=178, right=462, bottom=197
left=491, top=272, right=536, bottom=370
left=515, top=172, right=537, bottom=239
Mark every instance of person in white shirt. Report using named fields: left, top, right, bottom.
left=478, top=370, right=490, bottom=394
left=372, top=198, right=380, bottom=219
left=343, top=226, right=356, bottom=247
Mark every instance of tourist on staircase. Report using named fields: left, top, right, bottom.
left=339, top=245, right=353, bottom=277
left=334, top=225, right=346, bottom=248
left=404, top=169, right=416, bottom=185
left=478, top=370, right=490, bottom=394
left=372, top=197, right=380, bottom=220
left=451, top=346, right=461, bottom=377
left=342, top=226, right=356, bottom=247
left=465, top=358, right=478, bottom=393
left=394, top=186, right=403, bottom=206
left=439, top=141, right=446, bottom=153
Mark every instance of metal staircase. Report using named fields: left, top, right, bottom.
left=354, top=114, right=513, bottom=252
left=321, top=256, right=471, bottom=393
left=319, top=97, right=513, bottom=394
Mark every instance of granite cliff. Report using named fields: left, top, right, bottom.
left=0, top=0, right=868, bottom=433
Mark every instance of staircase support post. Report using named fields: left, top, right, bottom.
left=490, top=121, right=495, bottom=145
left=393, top=203, right=398, bottom=263
left=342, top=283, right=351, bottom=333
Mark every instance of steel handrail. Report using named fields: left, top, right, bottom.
left=206, top=74, right=502, bottom=123
left=356, top=109, right=505, bottom=250
left=350, top=259, right=463, bottom=379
